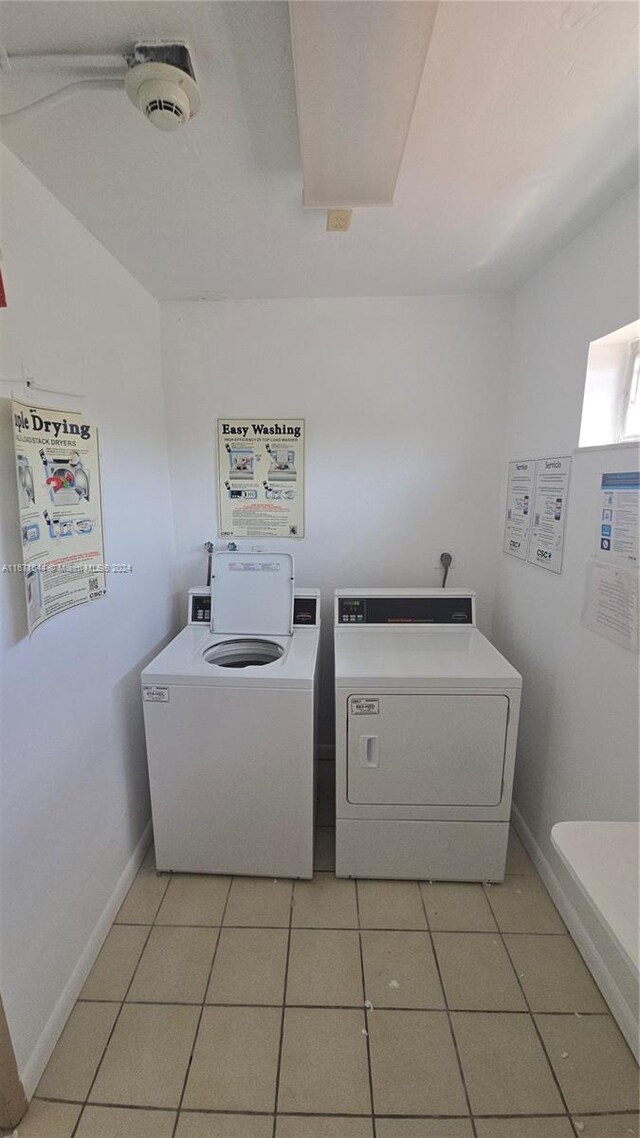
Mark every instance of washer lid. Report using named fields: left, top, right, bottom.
left=212, top=551, right=294, bottom=635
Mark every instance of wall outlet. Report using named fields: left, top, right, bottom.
left=326, top=209, right=352, bottom=232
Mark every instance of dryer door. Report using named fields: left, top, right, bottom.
left=347, top=693, right=508, bottom=807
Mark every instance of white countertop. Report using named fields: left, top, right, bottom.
left=552, top=821, right=639, bottom=972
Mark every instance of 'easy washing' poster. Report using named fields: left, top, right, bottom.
left=216, top=419, right=305, bottom=538
left=12, top=397, right=106, bottom=635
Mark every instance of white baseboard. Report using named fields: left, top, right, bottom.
left=20, top=820, right=152, bottom=1098
left=512, top=803, right=639, bottom=1062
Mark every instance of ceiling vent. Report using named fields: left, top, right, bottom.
left=124, top=43, right=200, bottom=132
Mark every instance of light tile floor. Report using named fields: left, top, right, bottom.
left=24, top=796, right=639, bottom=1138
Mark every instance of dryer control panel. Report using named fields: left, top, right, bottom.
left=336, top=589, right=476, bottom=627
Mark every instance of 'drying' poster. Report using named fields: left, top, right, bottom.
left=217, top=419, right=305, bottom=538
left=12, top=398, right=106, bottom=635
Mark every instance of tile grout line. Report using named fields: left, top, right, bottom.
left=482, top=879, right=576, bottom=1127
left=418, top=882, right=479, bottom=1138
left=113, top=919, right=569, bottom=936
left=271, top=877, right=295, bottom=1138
left=34, top=1094, right=640, bottom=1120
left=68, top=858, right=173, bottom=1138
left=72, top=999, right=614, bottom=1017
left=354, top=879, right=377, bottom=1138
left=169, top=875, right=234, bottom=1138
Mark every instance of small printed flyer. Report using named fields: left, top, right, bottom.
left=12, top=397, right=106, bottom=635
left=597, top=470, right=639, bottom=565
left=503, top=459, right=535, bottom=560
left=582, top=560, right=638, bottom=653
left=216, top=419, right=305, bottom=538
left=526, top=455, right=572, bottom=574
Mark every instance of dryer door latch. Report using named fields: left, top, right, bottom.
left=359, top=735, right=380, bottom=768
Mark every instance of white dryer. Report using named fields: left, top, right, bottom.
left=334, top=588, right=522, bottom=882
left=142, top=552, right=320, bottom=878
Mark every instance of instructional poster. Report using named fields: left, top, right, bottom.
left=217, top=419, right=305, bottom=538
left=526, top=455, right=572, bottom=574
left=582, top=560, right=639, bottom=653
left=503, top=459, right=535, bottom=560
left=12, top=398, right=106, bottom=635
left=597, top=471, right=639, bottom=565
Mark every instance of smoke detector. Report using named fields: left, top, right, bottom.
left=125, top=43, right=200, bottom=131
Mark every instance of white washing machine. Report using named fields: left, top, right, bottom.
left=142, top=552, right=320, bottom=877
left=334, top=588, right=522, bottom=882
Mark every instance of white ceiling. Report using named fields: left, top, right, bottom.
left=0, top=1, right=637, bottom=301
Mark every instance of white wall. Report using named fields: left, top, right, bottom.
left=492, top=187, right=639, bottom=1041
left=161, top=295, right=512, bottom=739
left=0, top=146, right=175, bottom=1087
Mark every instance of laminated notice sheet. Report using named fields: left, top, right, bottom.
left=582, top=560, right=639, bottom=653
left=597, top=470, right=639, bottom=566
left=503, top=459, right=535, bottom=561
left=526, top=456, right=572, bottom=574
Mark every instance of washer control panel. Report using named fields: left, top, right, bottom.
left=188, top=588, right=211, bottom=625
left=293, top=595, right=318, bottom=626
left=187, top=586, right=319, bottom=627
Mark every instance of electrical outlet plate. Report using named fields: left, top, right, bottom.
left=326, top=209, right=352, bottom=232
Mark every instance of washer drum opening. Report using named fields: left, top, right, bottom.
left=203, top=639, right=284, bottom=668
